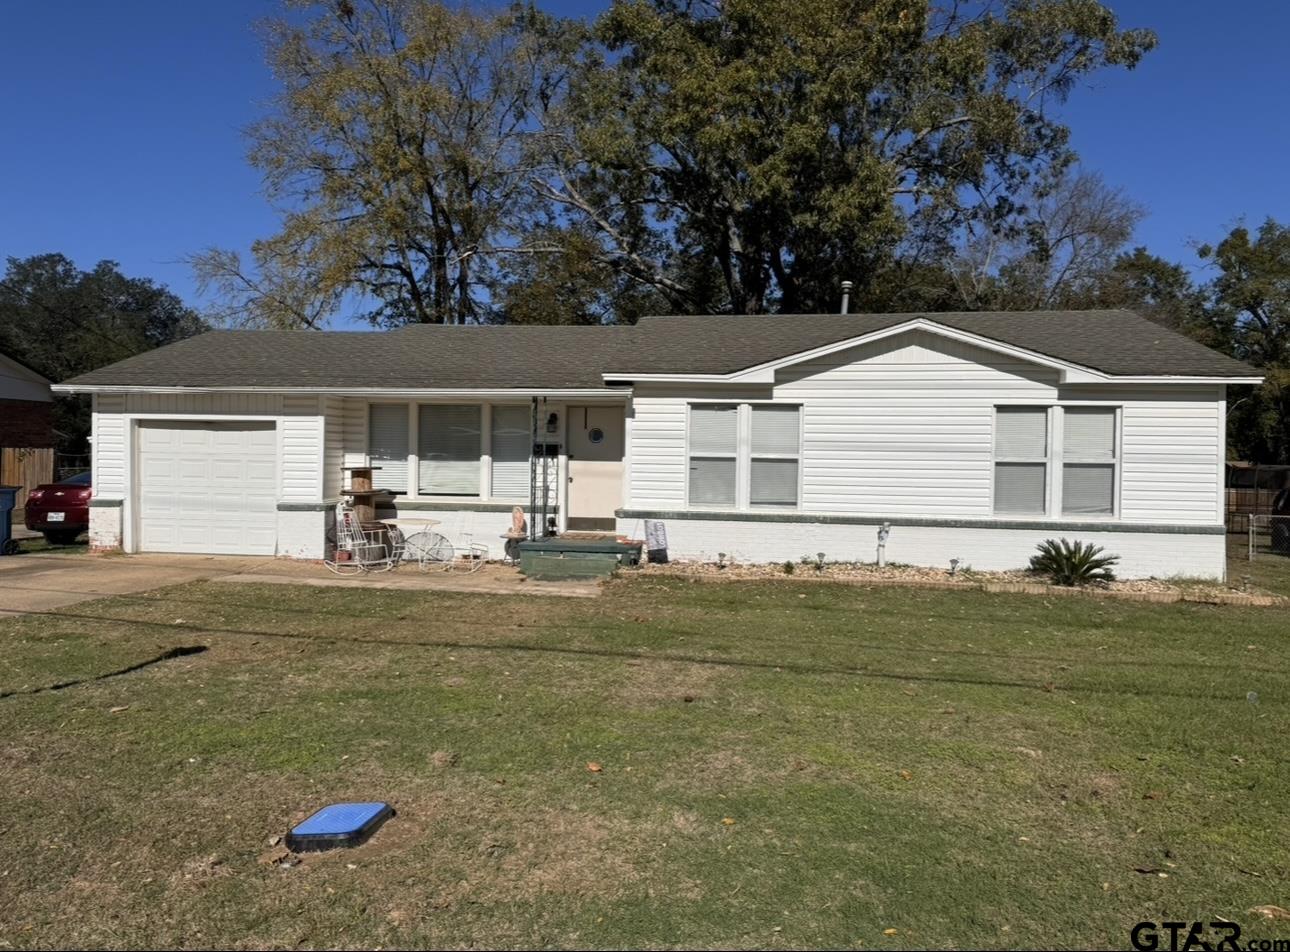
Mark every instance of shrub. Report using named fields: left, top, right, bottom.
left=782, top=560, right=796, bottom=575
left=1029, top=538, right=1119, bottom=586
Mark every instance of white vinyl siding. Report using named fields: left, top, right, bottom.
left=1062, top=407, right=1117, bottom=515
left=490, top=405, right=530, bottom=499
left=419, top=404, right=481, bottom=495
left=280, top=395, right=323, bottom=500
left=1118, top=389, right=1222, bottom=524
left=750, top=405, right=801, bottom=508
left=91, top=393, right=128, bottom=497
left=773, top=331, right=1058, bottom=517
left=993, top=407, right=1048, bottom=515
left=368, top=404, right=410, bottom=493
left=688, top=404, right=738, bottom=507
left=630, top=339, right=1223, bottom=526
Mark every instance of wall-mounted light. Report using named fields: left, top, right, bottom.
left=546, top=412, right=559, bottom=434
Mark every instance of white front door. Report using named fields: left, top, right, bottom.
left=566, top=406, right=625, bottom=530
left=135, top=421, right=278, bottom=555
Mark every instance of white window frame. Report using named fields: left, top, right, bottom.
left=991, top=405, right=1051, bottom=517
left=685, top=402, right=741, bottom=510
left=990, top=403, right=1122, bottom=520
left=1059, top=405, right=1121, bottom=518
left=363, top=400, right=534, bottom=502
left=685, top=401, right=803, bottom=511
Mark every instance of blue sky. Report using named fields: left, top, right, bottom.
left=2, top=1, right=1286, bottom=328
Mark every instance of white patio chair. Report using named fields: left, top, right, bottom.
left=441, top=512, right=489, bottom=573
left=324, top=502, right=395, bottom=575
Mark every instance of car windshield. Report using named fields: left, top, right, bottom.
left=58, top=472, right=91, bottom=486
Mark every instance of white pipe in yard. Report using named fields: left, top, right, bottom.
left=876, top=522, right=890, bottom=567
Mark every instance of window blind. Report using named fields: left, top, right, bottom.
left=490, top=405, right=530, bottom=499
left=368, top=404, right=409, bottom=493
left=750, top=459, right=798, bottom=507
left=751, top=405, right=800, bottom=456
left=1063, top=408, right=1115, bottom=460
left=1062, top=463, right=1115, bottom=515
left=689, top=404, right=738, bottom=454
left=994, top=462, right=1046, bottom=514
left=689, top=458, right=737, bottom=507
left=994, top=407, right=1047, bottom=458
left=419, top=404, right=481, bottom=495
left=1062, top=407, right=1116, bottom=514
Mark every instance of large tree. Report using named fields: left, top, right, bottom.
left=540, top=0, right=1156, bottom=315
left=201, top=0, right=1155, bottom=326
left=1199, top=219, right=1290, bottom=463
left=0, top=254, right=206, bottom=452
left=193, top=0, right=577, bottom=327
left=946, top=169, right=1144, bottom=310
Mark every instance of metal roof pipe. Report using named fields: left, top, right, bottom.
left=840, top=280, right=853, bottom=315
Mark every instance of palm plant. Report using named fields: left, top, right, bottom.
left=1028, top=538, right=1120, bottom=586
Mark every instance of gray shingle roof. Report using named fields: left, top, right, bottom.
left=59, top=310, right=1255, bottom=390
left=608, top=310, right=1256, bottom=378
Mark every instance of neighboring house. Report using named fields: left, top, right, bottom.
left=0, top=350, right=55, bottom=508
left=54, top=310, right=1260, bottom=579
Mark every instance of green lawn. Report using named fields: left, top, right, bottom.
left=1, top=574, right=1288, bottom=949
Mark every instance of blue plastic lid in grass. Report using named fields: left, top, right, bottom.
left=285, top=801, right=394, bottom=852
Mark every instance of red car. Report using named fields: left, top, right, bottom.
left=24, top=472, right=92, bottom=545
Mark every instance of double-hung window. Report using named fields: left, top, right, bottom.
left=418, top=404, right=481, bottom=495
left=687, top=403, right=802, bottom=509
left=490, top=405, right=531, bottom=499
left=687, top=404, right=739, bottom=508
left=993, top=407, right=1048, bottom=515
left=1061, top=407, right=1117, bottom=515
left=368, top=404, right=410, bottom=494
left=750, top=405, right=801, bottom=509
left=992, top=405, right=1119, bottom=517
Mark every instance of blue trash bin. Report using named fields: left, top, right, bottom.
left=0, top=486, right=19, bottom=555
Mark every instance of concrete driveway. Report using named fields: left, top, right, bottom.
left=0, top=552, right=600, bottom=617
left=0, top=553, right=266, bottom=617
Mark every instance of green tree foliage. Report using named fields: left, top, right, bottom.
left=203, top=0, right=1155, bottom=326
left=193, top=1, right=580, bottom=327
left=0, top=254, right=206, bottom=452
left=543, top=0, right=1156, bottom=315
left=1199, top=219, right=1290, bottom=463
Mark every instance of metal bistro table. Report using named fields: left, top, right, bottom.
left=378, top=516, right=451, bottom=570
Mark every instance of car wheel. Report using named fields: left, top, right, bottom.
left=43, top=530, right=81, bottom=546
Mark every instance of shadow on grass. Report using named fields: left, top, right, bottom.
left=5, top=580, right=1284, bottom=678
left=0, top=603, right=1277, bottom=706
left=0, top=644, right=208, bottom=699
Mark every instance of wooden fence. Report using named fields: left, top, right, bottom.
left=0, top=447, right=55, bottom=509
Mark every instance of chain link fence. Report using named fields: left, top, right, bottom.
left=1246, top=514, right=1290, bottom=560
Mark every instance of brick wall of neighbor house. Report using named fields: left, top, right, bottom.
left=0, top=398, right=55, bottom=447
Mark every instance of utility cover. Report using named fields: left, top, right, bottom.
left=285, top=802, right=393, bottom=852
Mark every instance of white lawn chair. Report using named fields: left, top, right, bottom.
left=324, top=502, right=395, bottom=575
left=442, top=512, right=489, bottom=573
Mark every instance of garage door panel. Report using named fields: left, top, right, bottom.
left=136, top=421, right=278, bottom=555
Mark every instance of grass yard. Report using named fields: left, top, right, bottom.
left=1, top=573, right=1288, bottom=949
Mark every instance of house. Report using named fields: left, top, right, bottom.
left=0, top=349, right=55, bottom=508
left=53, top=310, right=1260, bottom=579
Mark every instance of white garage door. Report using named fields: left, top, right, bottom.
left=136, top=421, right=278, bottom=555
